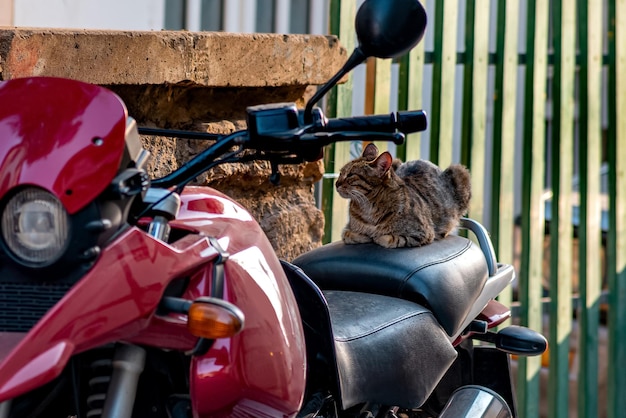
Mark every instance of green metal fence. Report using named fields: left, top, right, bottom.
left=321, top=1, right=626, bottom=417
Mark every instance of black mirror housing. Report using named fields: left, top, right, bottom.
left=355, top=0, right=427, bottom=59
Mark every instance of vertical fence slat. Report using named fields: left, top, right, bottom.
left=607, top=1, right=626, bottom=416
left=308, top=0, right=326, bottom=35
left=397, top=11, right=426, bottom=162
left=373, top=59, right=392, bottom=114
left=396, top=0, right=426, bottom=162
left=185, top=0, right=202, bottom=31
left=372, top=57, right=392, bottom=153
left=240, top=0, right=257, bottom=32
left=329, top=139, right=353, bottom=242
left=577, top=1, right=603, bottom=416
left=460, top=0, right=490, bottom=224
left=517, top=1, right=550, bottom=417
left=548, top=1, right=576, bottom=417
left=274, top=0, right=291, bottom=33
left=430, top=0, right=457, bottom=167
left=321, top=0, right=355, bottom=244
left=223, top=0, right=241, bottom=32
left=491, top=0, right=520, bottom=320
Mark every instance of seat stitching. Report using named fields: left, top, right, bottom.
left=334, top=310, right=432, bottom=342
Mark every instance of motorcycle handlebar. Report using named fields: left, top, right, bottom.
left=322, top=110, right=427, bottom=134
left=150, top=108, right=428, bottom=188
left=300, top=131, right=406, bottom=146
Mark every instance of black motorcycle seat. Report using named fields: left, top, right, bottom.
left=292, top=235, right=489, bottom=336
left=324, top=290, right=457, bottom=409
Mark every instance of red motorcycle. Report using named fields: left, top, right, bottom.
left=0, top=1, right=546, bottom=417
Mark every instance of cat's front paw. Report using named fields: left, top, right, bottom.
left=375, top=235, right=432, bottom=248
left=342, top=230, right=372, bottom=244
left=374, top=234, right=404, bottom=248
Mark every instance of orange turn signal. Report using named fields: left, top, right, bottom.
left=187, top=298, right=245, bottom=339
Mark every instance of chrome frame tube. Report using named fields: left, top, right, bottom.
left=101, top=344, right=146, bottom=418
left=0, top=400, right=11, bottom=418
left=438, top=385, right=512, bottom=418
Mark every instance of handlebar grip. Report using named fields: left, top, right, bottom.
left=323, top=110, right=427, bottom=134
left=396, top=110, right=428, bottom=133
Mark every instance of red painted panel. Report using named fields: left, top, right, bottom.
left=0, top=77, right=127, bottom=213
left=174, top=188, right=307, bottom=416
left=0, top=188, right=307, bottom=415
left=0, top=228, right=220, bottom=401
left=0, top=78, right=307, bottom=414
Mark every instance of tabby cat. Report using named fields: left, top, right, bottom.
left=335, top=143, right=471, bottom=248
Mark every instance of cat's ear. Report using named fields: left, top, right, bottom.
left=371, top=152, right=393, bottom=176
left=362, top=143, right=379, bottom=160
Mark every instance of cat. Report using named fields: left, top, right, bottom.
left=335, top=143, right=471, bottom=248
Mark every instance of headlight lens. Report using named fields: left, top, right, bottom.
left=1, top=188, right=70, bottom=265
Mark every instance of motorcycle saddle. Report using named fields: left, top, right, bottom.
left=324, top=290, right=457, bottom=409
left=282, top=262, right=457, bottom=410
left=292, top=235, right=489, bottom=337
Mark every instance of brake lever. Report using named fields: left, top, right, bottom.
left=300, top=131, right=405, bottom=145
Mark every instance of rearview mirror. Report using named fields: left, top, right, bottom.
left=356, top=0, right=427, bottom=59
left=304, top=0, right=427, bottom=121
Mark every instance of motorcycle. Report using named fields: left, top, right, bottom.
left=0, top=0, right=547, bottom=417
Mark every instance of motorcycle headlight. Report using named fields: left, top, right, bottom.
left=1, top=188, right=70, bottom=266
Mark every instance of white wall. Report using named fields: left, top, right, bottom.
left=9, top=0, right=328, bottom=33
left=13, top=0, right=165, bottom=30
left=0, top=0, right=13, bottom=25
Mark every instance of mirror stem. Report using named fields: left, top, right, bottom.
left=304, top=47, right=367, bottom=123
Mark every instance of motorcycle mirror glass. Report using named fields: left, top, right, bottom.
left=355, top=0, right=427, bottom=59
left=304, top=0, right=427, bottom=121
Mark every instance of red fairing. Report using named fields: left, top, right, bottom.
left=0, top=185, right=307, bottom=416
left=127, top=188, right=309, bottom=416
left=0, top=228, right=223, bottom=401
left=0, top=77, right=307, bottom=416
left=170, top=187, right=308, bottom=417
left=0, top=77, right=127, bottom=214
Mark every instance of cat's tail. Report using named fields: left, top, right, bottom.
left=442, top=164, right=472, bottom=215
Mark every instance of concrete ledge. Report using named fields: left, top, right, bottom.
left=0, top=28, right=346, bottom=86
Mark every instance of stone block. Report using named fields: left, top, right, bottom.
left=0, top=28, right=345, bottom=87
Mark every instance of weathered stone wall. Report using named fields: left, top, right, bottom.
left=0, top=28, right=347, bottom=260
